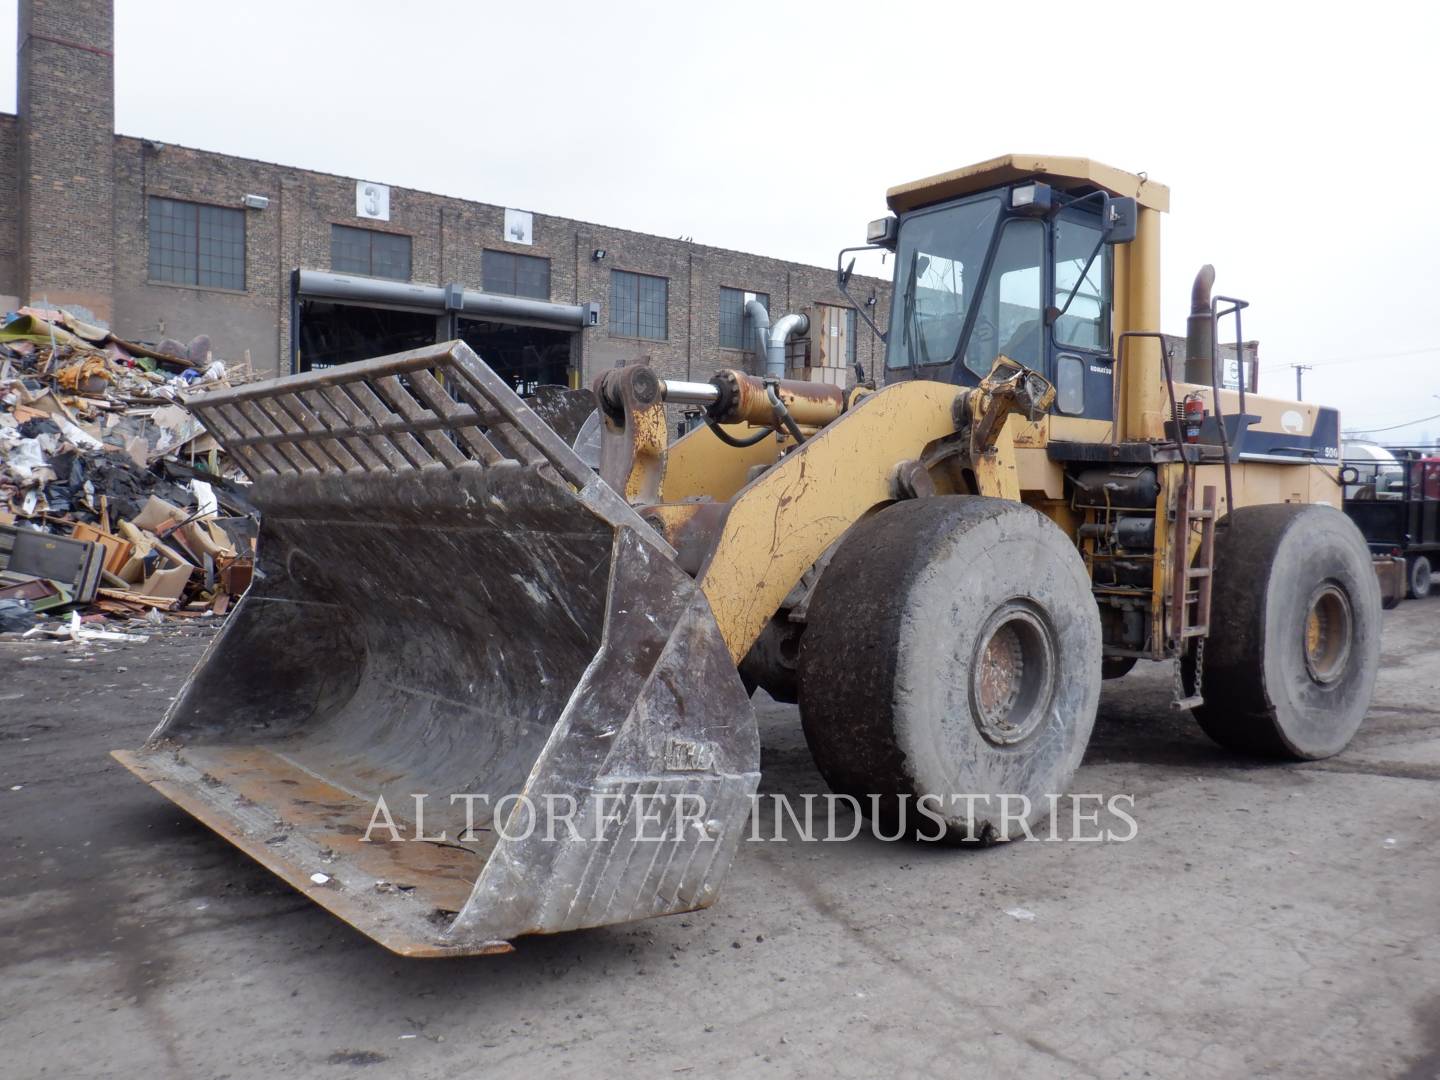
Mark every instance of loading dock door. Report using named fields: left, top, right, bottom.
left=292, top=270, right=596, bottom=388
left=456, top=319, right=571, bottom=396
left=298, top=301, right=437, bottom=371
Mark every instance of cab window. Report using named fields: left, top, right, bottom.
left=1053, top=209, right=1110, bottom=351
left=886, top=197, right=1002, bottom=370
left=963, top=218, right=1045, bottom=378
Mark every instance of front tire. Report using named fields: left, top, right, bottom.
left=1191, top=504, right=1380, bottom=759
left=1408, top=555, right=1433, bottom=599
left=797, top=496, right=1102, bottom=841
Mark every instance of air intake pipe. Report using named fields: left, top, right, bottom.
left=1185, top=264, right=1216, bottom=386
left=745, top=299, right=771, bottom=372
left=765, top=313, right=810, bottom=379
left=744, top=298, right=810, bottom=380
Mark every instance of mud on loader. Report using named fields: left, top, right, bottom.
left=115, top=154, right=1380, bottom=956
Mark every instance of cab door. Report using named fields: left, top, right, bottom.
left=1049, top=207, right=1114, bottom=425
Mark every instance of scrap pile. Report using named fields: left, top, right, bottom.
left=0, top=306, right=257, bottom=637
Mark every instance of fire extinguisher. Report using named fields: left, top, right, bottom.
left=1182, top=394, right=1207, bottom=444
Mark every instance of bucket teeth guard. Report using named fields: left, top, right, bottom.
left=113, top=341, right=760, bottom=956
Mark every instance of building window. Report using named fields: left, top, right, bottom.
left=610, top=270, right=668, bottom=340
left=482, top=250, right=550, bottom=300
left=331, top=224, right=412, bottom=280
left=147, top=197, right=245, bottom=290
left=719, top=287, right=770, bottom=351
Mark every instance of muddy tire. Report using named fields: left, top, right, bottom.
left=1408, top=555, right=1433, bottom=599
left=1191, top=504, right=1380, bottom=759
left=797, top=496, right=1101, bottom=841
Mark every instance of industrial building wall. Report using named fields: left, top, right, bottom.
left=11, top=0, right=891, bottom=384
left=16, top=0, right=115, bottom=324
left=105, top=135, right=891, bottom=384
left=112, top=139, right=289, bottom=371
left=0, top=113, right=18, bottom=308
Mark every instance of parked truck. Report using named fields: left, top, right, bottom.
left=1342, top=441, right=1440, bottom=598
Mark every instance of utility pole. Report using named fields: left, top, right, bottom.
left=1291, top=363, right=1314, bottom=401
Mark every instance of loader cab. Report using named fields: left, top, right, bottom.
left=879, top=179, right=1133, bottom=424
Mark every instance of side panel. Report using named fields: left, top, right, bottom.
left=664, top=420, right=782, bottom=502
left=1205, top=460, right=1342, bottom=520
left=697, top=382, right=963, bottom=662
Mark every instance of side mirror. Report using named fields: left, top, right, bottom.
left=1105, top=196, right=1138, bottom=245
left=839, top=257, right=856, bottom=288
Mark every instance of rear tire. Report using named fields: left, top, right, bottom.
left=1408, top=555, right=1433, bottom=599
left=1191, top=504, right=1380, bottom=759
left=797, top=496, right=1102, bottom=841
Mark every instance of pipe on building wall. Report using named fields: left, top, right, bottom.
left=765, top=313, right=809, bottom=379
left=294, top=270, right=594, bottom=331
left=742, top=299, right=809, bottom=379
left=744, top=299, right=770, bottom=372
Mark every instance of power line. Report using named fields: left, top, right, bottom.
left=1302, top=344, right=1440, bottom=369
left=1346, top=410, right=1440, bottom=434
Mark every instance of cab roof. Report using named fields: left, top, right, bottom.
left=886, top=154, right=1170, bottom=214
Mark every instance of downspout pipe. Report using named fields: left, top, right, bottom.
left=766, top=313, right=809, bottom=379
left=745, top=299, right=771, bottom=372
left=744, top=299, right=810, bottom=379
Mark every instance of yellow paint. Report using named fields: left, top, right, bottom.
left=886, top=154, right=1171, bottom=214
left=970, top=411, right=1020, bottom=501
left=1121, top=206, right=1166, bottom=442
left=663, top=420, right=782, bottom=503
left=1049, top=415, right=1113, bottom=444
left=1016, top=446, right=1064, bottom=499
left=697, top=381, right=964, bottom=662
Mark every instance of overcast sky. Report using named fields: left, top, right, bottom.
left=3, top=0, right=1438, bottom=438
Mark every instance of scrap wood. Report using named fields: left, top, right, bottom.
left=71, top=521, right=133, bottom=575
left=96, top=586, right=180, bottom=610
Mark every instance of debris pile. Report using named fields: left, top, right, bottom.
left=0, top=306, right=256, bottom=637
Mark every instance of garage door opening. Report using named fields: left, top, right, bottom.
left=292, top=271, right=596, bottom=385
left=297, top=301, right=436, bottom=372
left=457, top=319, right=572, bottom=395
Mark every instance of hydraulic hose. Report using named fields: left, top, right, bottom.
left=704, top=414, right=773, bottom=448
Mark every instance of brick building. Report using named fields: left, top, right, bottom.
left=1, top=0, right=891, bottom=394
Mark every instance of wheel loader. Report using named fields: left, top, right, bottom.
left=115, top=154, right=1380, bottom=956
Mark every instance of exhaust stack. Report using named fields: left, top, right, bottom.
left=1185, top=264, right=1216, bottom=386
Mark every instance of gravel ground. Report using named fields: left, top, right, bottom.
left=2, top=599, right=1438, bottom=1079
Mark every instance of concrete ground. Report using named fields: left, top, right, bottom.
left=2, top=599, right=1438, bottom=1080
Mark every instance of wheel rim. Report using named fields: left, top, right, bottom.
left=969, top=602, right=1057, bottom=746
left=1303, top=583, right=1353, bottom=685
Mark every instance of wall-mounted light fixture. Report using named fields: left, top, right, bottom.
left=866, top=290, right=878, bottom=307
left=592, top=249, right=607, bottom=261
left=242, top=194, right=270, bottom=210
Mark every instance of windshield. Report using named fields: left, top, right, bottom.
left=885, top=196, right=1001, bottom=370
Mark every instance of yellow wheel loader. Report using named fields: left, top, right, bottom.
left=116, top=154, right=1380, bottom=956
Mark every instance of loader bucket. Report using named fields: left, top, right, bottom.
left=112, top=341, right=760, bottom=956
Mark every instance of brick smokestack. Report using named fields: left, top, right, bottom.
left=17, top=0, right=116, bottom=324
